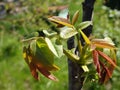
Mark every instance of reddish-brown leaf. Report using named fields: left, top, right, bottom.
left=97, top=50, right=116, bottom=67
left=100, top=60, right=116, bottom=84
left=48, top=16, right=73, bottom=28
left=99, top=61, right=111, bottom=78
left=29, top=63, right=39, bottom=80
left=38, top=68, right=58, bottom=81
left=99, top=68, right=106, bottom=84
left=92, top=50, right=101, bottom=77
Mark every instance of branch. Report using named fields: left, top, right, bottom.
left=67, top=0, right=96, bottom=90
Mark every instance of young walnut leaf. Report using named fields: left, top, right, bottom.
left=23, top=37, right=60, bottom=81
left=97, top=50, right=116, bottom=67
left=60, top=28, right=78, bottom=39
left=45, top=37, right=58, bottom=57
left=72, top=10, right=80, bottom=25
left=63, top=49, right=79, bottom=62
left=77, top=21, right=92, bottom=30
left=48, top=16, right=74, bottom=28
left=92, top=50, right=101, bottom=77
left=92, top=39, right=116, bottom=49
left=80, top=30, right=91, bottom=44
left=99, top=60, right=116, bottom=84
left=99, top=61, right=111, bottom=78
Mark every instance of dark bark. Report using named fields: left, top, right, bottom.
left=67, top=0, right=96, bottom=90
left=104, top=0, right=120, bottom=10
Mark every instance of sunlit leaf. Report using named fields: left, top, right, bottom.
left=92, top=50, right=101, bottom=77
left=45, top=37, right=58, bottom=57
left=72, top=10, right=80, bottom=25
left=77, top=39, right=82, bottom=53
left=81, top=65, right=89, bottom=72
left=80, top=30, right=91, bottom=44
left=60, top=28, right=78, bottom=39
left=104, top=37, right=115, bottom=46
left=36, top=38, right=54, bottom=65
left=97, top=50, right=116, bottom=67
left=52, top=38, right=63, bottom=58
left=23, top=37, right=60, bottom=81
left=63, top=49, right=79, bottom=62
left=49, top=16, right=74, bottom=28
left=77, top=21, right=92, bottom=30
left=92, top=39, right=116, bottom=49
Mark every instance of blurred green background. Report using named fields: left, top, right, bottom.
left=0, top=0, right=120, bottom=90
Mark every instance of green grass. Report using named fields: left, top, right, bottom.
left=0, top=0, right=120, bottom=90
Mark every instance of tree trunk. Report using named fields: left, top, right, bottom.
left=104, top=0, right=120, bottom=10
left=67, top=0, right=96, bottom=90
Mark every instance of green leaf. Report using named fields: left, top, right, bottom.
left=45, top=37, right=58, bottom=57
left=63, top=49, right=79, bottom=62
left=69, top=0, right=83, bottom=24
left=53, top=38, right=63, bottom=58
left=81, top=65, right=89, bottom=72
left=78, top=39, right=82, bottom=53
left=36, top=37, right=54, bottom=65
left=60, top=28, right=78, bottom=39
left=77, top=21, right=92, bottom=30
left=30, top=40, right=36, bottom=55
left=80, top=30, right=91, bottom=44
left=72, top=10, right=80, bottom=25
left=43, top=30, right=57, bottom=37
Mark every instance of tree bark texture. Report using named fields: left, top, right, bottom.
left=67, top=0, right=96, bottom=90
left=104, top=0, right=120, bottom=10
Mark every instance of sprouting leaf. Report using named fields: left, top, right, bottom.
left=63, top=49, right=79, bottom=62
left=99, top=61, right=111, bottom=78
left=104, top=60, right=116, bottom=83
left=81, top=65, right=89, bottom=72
left=45, top=37, right=58, bottom=57
left=80, top=30, right=91, bottom=44
left=99, top=60, right=116, bottom=84
left=77, top=21, right=92, bottom=30
left=72, top=10, right=80, bottom=25
left=97, top=50, right=116, bottom=67
left=60, top=28, right=78, bottom=39
left=77, top=39, right=82, bottom=53
left=92, top=39, right=116, bottom=49
left=92, top=50, right=101, bottom=77
left=104, top=37, right=115, bottom=46
left=49, top=16, right=74, bottom=28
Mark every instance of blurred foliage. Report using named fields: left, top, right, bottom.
left=0, top=0, right=120, bottom=90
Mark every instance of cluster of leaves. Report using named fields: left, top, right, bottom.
left=22, top=9, right=117, bottom=84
